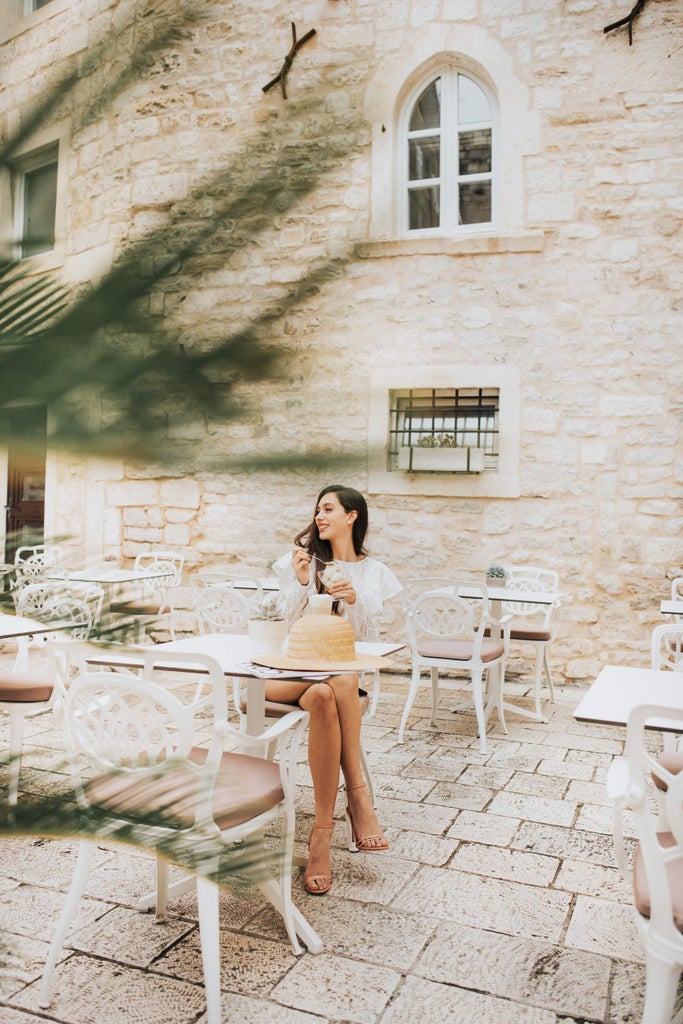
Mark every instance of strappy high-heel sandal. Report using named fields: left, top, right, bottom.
left=303, top=823, right=334, bottom=895
left=345, top=783, right=390, bottom=853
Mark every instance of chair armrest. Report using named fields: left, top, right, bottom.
left=216, top=708, right=309, bottom=748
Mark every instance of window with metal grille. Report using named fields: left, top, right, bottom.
left=389, top=388, right=499, bottom=473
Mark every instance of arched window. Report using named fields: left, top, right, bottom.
left=401, top=68, right=495, bottom=233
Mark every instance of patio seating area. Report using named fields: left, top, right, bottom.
left=0, top=644, right=660, bottom=1024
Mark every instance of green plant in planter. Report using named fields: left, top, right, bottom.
left=486, top=563, right=507, bottom=580
left=416, top=432, right=459, bottom=448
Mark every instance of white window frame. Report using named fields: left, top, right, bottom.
left=0, top=0, right=70, bottom=42
left=369, top=365, right=520, bottom=498
left=399, top=66, right=497, bottom=236
left=0, top=122, right=69, bottom=270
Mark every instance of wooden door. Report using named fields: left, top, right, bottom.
left=4, top=406, right=47, bottom=562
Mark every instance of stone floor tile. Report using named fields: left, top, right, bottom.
left=0, top=837, right=108, bottom=890
left=455, top=763, right=515, bottom=788
left=565, top=894, right=644, bottom=962
left=69, top=905, right=194, bottom=966
left=446, top=809, right=519, bottom=846
left=514, top=821, right=622, bottom=868
left=269, top=951, right=400, bottom=1023
left=449, top=842, right=559, bottom=886
left=563, top=749, right=616, bottom=767
left=249, top=892, right=435, bottom=971
left=0, top=1009, right=49, bottom=1024
left=198, top=991, right=325, bottom=1023
left=11, top=954, right=206, bottom=1023
left=488, top=791, right=577, bottom=827
left=380, top=974, right=557, bottom=1024
left=0, top=883, right=111, bottom=943
left=566, top=778, right=613, bottom=805
left=0, top=934, right=51, bottom=998
left=380, top=796, right=458, bottom=835
left=608, top=959, right=647, bottom=1023
left=575, top=802, right=637, bottom=837
left=504, top=771, right=569, bottom=799
left=373, top=773, right=436, bottom=802
left=154, top=928, right=298, bottom=995
left=414, top=920, right=611, bottom=1020
left=542, top=732, right=623, bottom=755
left=486, top=752, right=546, bottom=773
left=424, top=780, right=494, bottom=811
left=553, top=858, right=632, bottom=903
left=392, top=866, right=572, bottom=941
left=400, top=754, right=469, bottom=782
left=383, top=827, right=459, bottom=865
left=536, top=758, right=595, bottom=781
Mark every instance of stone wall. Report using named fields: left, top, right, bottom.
left=2, top=0, right=681, bottom=682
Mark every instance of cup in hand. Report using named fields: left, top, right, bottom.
left=308, top=593, right=333, bottom=615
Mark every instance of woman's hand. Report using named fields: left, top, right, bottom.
left=324, top=577, right=357, bottom=606
left=291, top=547, right=311, bottom=587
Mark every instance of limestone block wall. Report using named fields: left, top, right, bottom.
left=1, top=0, right=681, bottom=682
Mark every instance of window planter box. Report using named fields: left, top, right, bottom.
left=398, top=445, right=485, bottom=473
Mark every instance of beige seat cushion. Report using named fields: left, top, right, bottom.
left=484, top=626, right=551, bottom=642
left=86, top=746, right=284, bottom=831
left=652, top=752, right=683, bottom=792
left=633, top=831, right=683, bottom=932
left=417, top=639, right=504, bottom=663
left=0, top=672, right=54, bottom=703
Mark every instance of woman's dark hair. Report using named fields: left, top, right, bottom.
left=294, top=485, right=368, bottom=590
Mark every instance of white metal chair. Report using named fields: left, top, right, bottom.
left=10, top=544, right=67, bottom=605
left=494, top=564, right=560, bottom=719
left=651, top=624, right=683, bottom=755
left=194, top=580, right=255, bottom=635
left=13, top=580, right=104, bottom=670
left=38, top=646, right=318, bottom=1024
left=399, top=578, right=511, bottom=753
left=670, top=578, right=683, bottom=621
left=607, top=702, right=683, bottom=1023
left=0, top=588, right=101, bottom=805
left=110, top=550, right=185, bottom=641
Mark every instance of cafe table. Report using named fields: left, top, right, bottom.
left=573, top=664, right=683, bottom=732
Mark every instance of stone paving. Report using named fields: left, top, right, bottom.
left=0, top=656, right=653, bottom=1024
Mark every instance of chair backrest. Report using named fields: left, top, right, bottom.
left=14, top=544, right=65, bottom=569
left=133, top=551, right=185, bottom=588
left=59, top=648, right=228, bottom=828
left=196, top=583, right=252, bottom=634
left=652, top=624, right=683, bottom=673
left=500, top=564, right=559, bottom=625
left=617, top=703, right=683, bottom=948
left=16, top=581, right=104, bottom=640
left=402, top=578, right=488, bottom=651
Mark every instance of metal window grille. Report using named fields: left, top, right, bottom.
left=388, top=388, right=499, bottom=473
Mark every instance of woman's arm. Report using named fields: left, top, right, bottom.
left=273, top=550, right=312, bottom=625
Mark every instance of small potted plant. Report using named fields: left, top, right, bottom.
left=398, top=433, right=485, bottom=473
left=248, top=593, right=288, bottom=654
left=486, top=563, right=508, bottom=585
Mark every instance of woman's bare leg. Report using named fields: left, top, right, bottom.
left=326, top=673, right=388, bottom=849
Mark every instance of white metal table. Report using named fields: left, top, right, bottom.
left=573, top=664, right=683, bottom=732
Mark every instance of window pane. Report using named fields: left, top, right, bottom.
left=22, top=161, right=58, bottom=258
left=459, top=129, right=492, bottom=175
left=409, top=79, right=441, bottom=131
left=409, top=136, right=440, bottom=181
left=459, top=181, right=491, bottom=225
left=33, top=0, right=56, bottom=8
left=458, top=74, right=491, bottom=124
left=409, top=187, right=440, bottom=230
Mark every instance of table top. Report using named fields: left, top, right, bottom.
left=661, top=599, right=683, bottom=616
left=573, top=664, right=683, bottom=731
left=159, top=633, right=405, bottom=675
left=87, top=633, right=406, bottom=678
left=54, top=567, right=172, bottom=585
left=0, top=611, right=75, bottom=639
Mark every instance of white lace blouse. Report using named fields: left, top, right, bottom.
left=272, top=552, right=403, bottom=641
